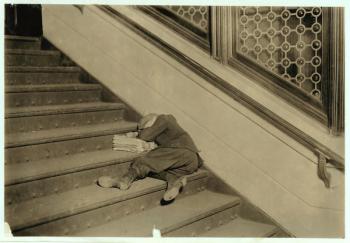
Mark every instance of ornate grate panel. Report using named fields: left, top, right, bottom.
left=164, top=6, right=209, bottom=32
left=237, top=7, right=323, bottom=100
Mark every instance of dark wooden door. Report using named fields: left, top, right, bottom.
left=5, top=4, right=43, bottom=36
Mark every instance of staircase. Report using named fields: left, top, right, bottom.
left=4, top=35, right=282, bottom=237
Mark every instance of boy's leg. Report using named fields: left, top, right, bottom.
left=99, top=148, right=198, bottom=191
left=148, top=170, right=188, bottom=202
left=146, top=150, right=199, bottom=201
left=131, top=148, right=199, bottom=175
left=148, top=170, right=180, bottom=187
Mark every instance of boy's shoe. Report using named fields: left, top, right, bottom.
left=163, top=176, right=187, bottom=201
left=117, top=173, right=136, bottom=190
left=97, top=168, right=138, bottom=190
left=97, top=176, right=116, bottom=188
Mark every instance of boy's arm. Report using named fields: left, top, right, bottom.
left=138, top=115, right=167, bottom=141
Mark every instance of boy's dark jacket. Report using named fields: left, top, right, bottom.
left=138, top=114, right=200, bottom=153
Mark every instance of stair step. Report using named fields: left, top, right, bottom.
left=5, top=66, right=81, bottom=73
left=5, top=35, right=41, bottom=50
left=5, top=66, right=81, bottom=85
left=5, top=121, right=137, bottom=148
left=5, top=133, right=131, bottom=165
left=6, top=102, right=125, bottom=118
left=200, top=217, right=279, bottom=237
left=5, top=49, right=60, bottom=55
left=5, top=83, right=101, bottom=93
left=74, top=190, right=240, bottom=237
left=5, top=149, right=142, bottom=204
left=5, top=149, right=140, bottom=186
left=5, top=102, right=126, bottom=133
left=7, top=170, right=209, bottom=235
left=5, top=84, right=102, bottom=107
left=5, top=49, right=62, bottom=66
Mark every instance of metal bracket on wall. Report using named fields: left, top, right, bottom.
left=316, top=149, right=331, bottom=188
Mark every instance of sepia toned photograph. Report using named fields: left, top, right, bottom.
left=2, top=2, right=345, bottom=239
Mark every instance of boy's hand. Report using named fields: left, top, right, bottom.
left=126, top=132, right=138, bottom=138
left=141, top=141, right=157, bottom=151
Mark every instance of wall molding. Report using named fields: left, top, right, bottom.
left=98, top=5, right=344, bottom=170
left=139, top=6, right=211, bottom=52
left=328, top=7, right=344, bottom=135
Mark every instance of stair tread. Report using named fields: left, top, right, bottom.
left=6, top=169, right=209, bottom=231
left=6, top=83, right=101, bottom=93
left=74, top=190, right=240, bottom=237
left=5, top=49, right=60, bottom=56
left=5, top=35, right=41, bottom=42
left=5, top=149, right=142, bottom=185
left=5, top=121, right=137, bottom=148
left=6, top=66, right=80, bottom=73
left=6, top=102, right=125, bottom=118
left=200, top=217, right=278, bottom=237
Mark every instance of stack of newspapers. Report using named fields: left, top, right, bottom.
left=112, top=134, right=157, bottom=153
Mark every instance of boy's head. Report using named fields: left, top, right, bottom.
left=138, top=113, right=158, bottom=130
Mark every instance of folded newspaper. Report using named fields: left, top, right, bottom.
left=113, top=133, right=157, bottom=153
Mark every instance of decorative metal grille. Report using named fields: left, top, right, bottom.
left=164, top=6, right=209, bottom=32
left=237, top=7, right=323, bottom=100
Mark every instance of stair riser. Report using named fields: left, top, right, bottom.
left=164, top=206, right=240, bottom=237
left=5, top=134, right=130, bottom=164
left=13, top=177, right=208, bottom=235
left=6, top=54, right=61, bottom=66
left=5, top=72, right=81, bottom=85
left=5, top=40, right=41, bottom=50
left=6, top=162, right=132, bottom=205
left=5, top=90, right=101, bottom=108
left=6, top=109, right=125, bottom=134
